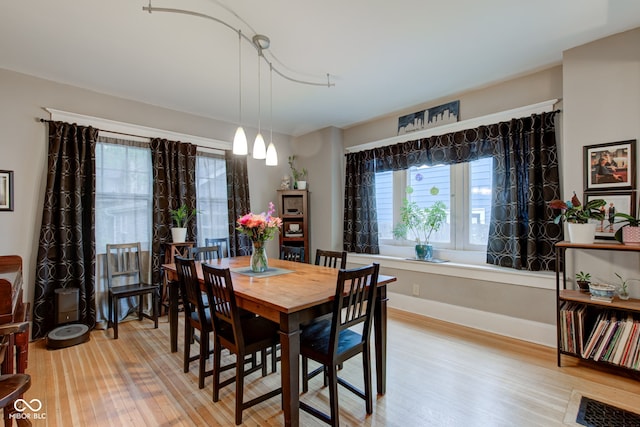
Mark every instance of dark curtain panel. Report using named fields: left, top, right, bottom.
left=33, top=121, right=98, bottom=339
left=150, top=138, right=197, bottom=284
left=225, top=150, right=252, bottom=256
left=486, top=111, right=562, bottom=270
left=343, top=149, right=379, bottom=254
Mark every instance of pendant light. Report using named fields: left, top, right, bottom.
left=265, top=63, right=278, bottom=166
left=232, top=30, right=248, bottom=155
left=252, top=51, right=266, bottom=160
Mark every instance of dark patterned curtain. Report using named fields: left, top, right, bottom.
left=150, top=138, right=197, bottom=284
left=486, top=112, right=562, bottom=270
left=343, top=149, right=379, bottom=253
left=344, top=111, right=561, bottom=271
left=225, top=151, right=252, bottom=256
left=33, top=121, right=98, bottom=339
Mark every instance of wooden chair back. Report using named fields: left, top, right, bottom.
left=201, top=264, right=244, bottom=350
left=315, top=249, right=347, bottom=269
left=106, top=243, right=143, bottom=288
left=189, top=245, right=222, bottom=262
left=328, top=263, right=379, bottom=357
left=174, top=256, right=209, bottom=332
left=280, top=245, right=305, bottom=263
left=205, top=237, right=231, bottom=257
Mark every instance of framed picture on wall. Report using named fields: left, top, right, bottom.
left=0, top=170, right=13, bottom=211
left=584, top=140, right=636, bottom=191
left=585, top=191, right=635, bottom=240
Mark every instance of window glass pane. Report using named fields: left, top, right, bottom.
left=95, top=142, right=152, bottom=252
left=375, top=171, right=393, bottom=240
left=407, top=164, right=451, bottom=244
left=196, top=155, right=229, bottom=246
left=469, top=157, right=493, bottom=246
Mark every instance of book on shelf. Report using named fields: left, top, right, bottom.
left=593, top=315, right=619, bottom=362
left=611, top=315, right=634, bottom=365
left=582, top=312, right=610, bottom=359
left=620, top=320, right=639, bottom=368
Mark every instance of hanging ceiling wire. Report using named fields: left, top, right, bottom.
left=143, top=2, right=335, bottom=88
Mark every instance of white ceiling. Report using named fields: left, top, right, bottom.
left=1, top=1, right=640, bottom=137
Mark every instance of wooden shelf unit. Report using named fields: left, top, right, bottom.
left=278, top=189, right=309, bottom=263
left=555, top=241, right=640, bottom=376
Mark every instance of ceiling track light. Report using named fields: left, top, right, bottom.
left=253, top=53, right=266, bottom=160
left=266, top=63, right=278, bottom=166
left=232, top=30, right=247, bottom=155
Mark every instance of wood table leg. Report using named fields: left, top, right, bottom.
left=374, top=285, right=388, bottom=394
left=279, top=312, right=300, bottom=427
left=169, top=280, right=178, bottom=353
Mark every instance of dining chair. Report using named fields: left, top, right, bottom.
left=189, top=245, right=222, bottom=262
left=174, top=256, right=213, bottom=389
left=0, top=322, right=32, bottom=427
left=205, top=237, right=231, bottom=258
left=299, top=263, right=380, bottom=427
left=201, top=264, right=282, bottom=425
left=279, top=245, right=305, bottom=263
left=315, top=249, right=347, bottom=269
left=106, top=243, right=159, bottom=339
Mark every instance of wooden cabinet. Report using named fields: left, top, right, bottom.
left=278, top=190, right=309, bottom=263
left=555, top=241, right=640, bottom=376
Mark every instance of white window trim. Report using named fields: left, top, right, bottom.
left=46, top=108, right=230, bottom=152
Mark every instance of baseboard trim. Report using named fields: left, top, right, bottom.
left=388, top=292, right=556, bottom=348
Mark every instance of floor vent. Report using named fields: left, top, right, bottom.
left=576, top=396, right=640, bottom=427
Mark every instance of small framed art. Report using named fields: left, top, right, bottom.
left=0, top=170, right=13, bottom=211
left=584, top=140, right=636, bottom=191
left=585, top=191, right=635, bottom=240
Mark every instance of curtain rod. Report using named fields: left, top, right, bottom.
left=38, top=118, right=226, bottom=153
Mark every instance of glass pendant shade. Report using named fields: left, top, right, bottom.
left=253, top=133, right=266, bottom=159
left=266, top=141, right=278, bottom=166
left=233, top=126, right=248, bottom=155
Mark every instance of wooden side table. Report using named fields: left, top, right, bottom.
left=161, top=242, right=194, bottom=314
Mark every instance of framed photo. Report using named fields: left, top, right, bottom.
left=584, top=140, right=636, bottom=191
left=585, top=191, right=635, bottom=240
left=0, top=170, right=13, bottom=211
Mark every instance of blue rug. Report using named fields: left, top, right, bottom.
left=231, top=267, right=293, bottom=278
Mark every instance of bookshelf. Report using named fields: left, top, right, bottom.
left=277, top=189, right=309, bottom=263
left=555, top=241, right=640, bottom=376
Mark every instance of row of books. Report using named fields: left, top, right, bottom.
left=560, top=302, right=640, bottom=370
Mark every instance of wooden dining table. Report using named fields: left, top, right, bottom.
left=162, top=256, right=396, bottom=427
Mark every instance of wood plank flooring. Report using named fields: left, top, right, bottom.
left=24, top=309, right=640, bottom=426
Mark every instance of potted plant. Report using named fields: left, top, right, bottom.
left=613, top=212, right=640, bottom=246
left=170, top=203, right=197, bottom=243
left=549, top=192, right=606, bottom=243
left=288, top=155, right=308, bottom=190
left=575, top=271, right=591, bottom=292
left=614, top=272, right=635, bottom=300
left=392, top=186, right=447, bottom=260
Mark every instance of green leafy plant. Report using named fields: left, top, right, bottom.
left=575, top=271, right=591, bottom=282
left=613, top=212, right=640, bottom=242
left=288, top=155, right=307, bottom=183
left=549, top=192, right=606, bottom=224
left=170, top=204, right=198, bottom=228
left=392, top=186, right=447, bottom=245
left=613, top=272, right=639, bottom=297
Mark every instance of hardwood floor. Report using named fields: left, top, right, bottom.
left=25, top=309, right=640, bottom=426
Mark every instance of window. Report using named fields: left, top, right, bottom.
left=95, top=138, right=153, bottom=253
left=195, top=153, right=229, bottom=246
left=376, top=157, right=493, bottom=252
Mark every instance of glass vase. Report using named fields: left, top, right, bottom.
left=250, top=241, right=268, bottom=273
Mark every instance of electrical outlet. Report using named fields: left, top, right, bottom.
left=412, top=283, right=420, bottom=296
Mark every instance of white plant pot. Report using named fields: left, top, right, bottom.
left=297, top=181, right=307, bottom=190
left=171, top=227, right=187, bottom=243
left=567, top=223, right=596, bottom=244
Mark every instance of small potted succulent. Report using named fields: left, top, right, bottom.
left=288, top=155, right=308, bottom=190
left=575, top=271, right=591, bottom=292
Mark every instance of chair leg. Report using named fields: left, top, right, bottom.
left=261, top=349, right=267, bottom=377
left=363, top=347, right=373, bottom=414
left=199, top=331, right=209, bottom=389
left=107, top=291, right=113, bottom=330
left=183, top=322, right=191, bottom=373
left=212, top=341, right=222, bottom=402
left=113, top=297, right=119, bottom=340
left=235, top=355, right=245, bottom=425
left=327, top=365, right=339, bottom=427
left=302, top=356, right=309, bottom=393
left=271, top=345, right=277, bottom=373
left=138, top=294, right=144, bottom=321
left=153, top=288, right=159, bottom=329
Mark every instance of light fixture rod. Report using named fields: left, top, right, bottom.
left=143, top=5, right=334, bottom=88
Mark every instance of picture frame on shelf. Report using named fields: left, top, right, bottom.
left=0, top=170, right=13, bottom=211
left=585, top=191, right=635, bottom=240
left=584, top=140, right=636, bottom=191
